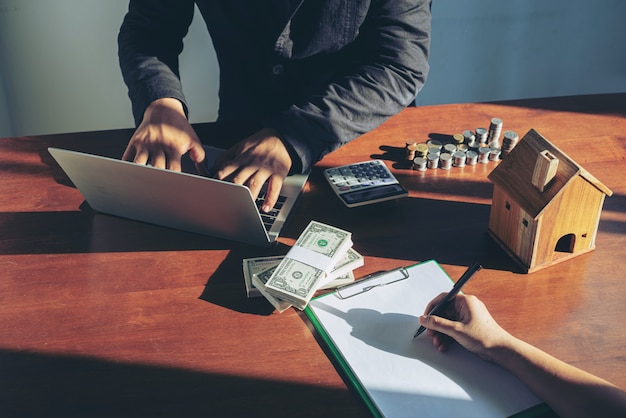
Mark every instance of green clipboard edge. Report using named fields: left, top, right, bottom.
left=303, top=260, right=553, bottom=418
left=305, top=300, right=383, bottom=418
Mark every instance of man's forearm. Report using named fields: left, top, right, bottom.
left=118, top=0, right=195, bottom=125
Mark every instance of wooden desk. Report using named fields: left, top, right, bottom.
left=1, top=94, right=625, bottom=417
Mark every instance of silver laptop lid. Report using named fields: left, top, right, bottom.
left=48, top=147, right=308, bottom=247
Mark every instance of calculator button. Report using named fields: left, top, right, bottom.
left=325, top=160, right=407, bottom=207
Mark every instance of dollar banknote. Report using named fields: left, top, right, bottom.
left=250, top=248, right=362, bottom=298
left=251, top=264, right=292, bottom=313
left=242, top=256, right=284, bottom=298
left=264, top=221, right=353, bottom=309
left=317, top=248, right=363, bottom=289
left=321, top=270, right=355, bottom=289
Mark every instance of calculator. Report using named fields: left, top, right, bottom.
left=324, top=160, right=408, bottom=207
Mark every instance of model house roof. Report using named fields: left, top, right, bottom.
left=488, top=129, right=612, bottom=219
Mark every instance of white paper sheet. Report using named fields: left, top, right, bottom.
left=307, top=260, right=542, bottom=418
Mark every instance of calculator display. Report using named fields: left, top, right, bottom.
left=341, top=184, right=407, bottom=205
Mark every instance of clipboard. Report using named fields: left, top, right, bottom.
left=304, top=260, right=549, bottom=418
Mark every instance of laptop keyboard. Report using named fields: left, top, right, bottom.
left=255, top=192, right=287, bottom=231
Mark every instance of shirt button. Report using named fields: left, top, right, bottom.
left=271, top=64, right=284, bottom=76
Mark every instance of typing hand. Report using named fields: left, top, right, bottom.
left=212, top=128, right=292, bottom=212
left=122, top=98, right=205, bottom=171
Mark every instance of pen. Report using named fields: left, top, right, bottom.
left=413, top=262, right=482, bottom=339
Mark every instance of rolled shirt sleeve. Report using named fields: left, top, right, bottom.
left=118, top=0, right=196, bottom=126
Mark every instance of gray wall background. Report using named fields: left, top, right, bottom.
left=0, top=0, right=625, bottom=139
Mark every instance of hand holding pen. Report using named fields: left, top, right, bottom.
left=414, top=262, right=482, bottom=339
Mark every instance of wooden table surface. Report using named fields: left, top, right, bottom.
left=1, top=94, right=625, bottom=417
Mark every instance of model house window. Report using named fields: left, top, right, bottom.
left=505, top=201, right=511, bottom=210
left=522, top=219, right=528, bottom=227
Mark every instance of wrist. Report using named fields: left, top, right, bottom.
left=145, top=98, right=186, bottom=119
left=483, top=332, right=522, bottom=365
left=262, top=127, right=302, bottom=174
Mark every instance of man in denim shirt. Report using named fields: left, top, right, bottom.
left=118, top=0, right=431, bottom=211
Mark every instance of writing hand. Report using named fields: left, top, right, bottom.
left=418, top=293, right=511, bottom=362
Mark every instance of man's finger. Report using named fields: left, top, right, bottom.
left=150, top=150, right=167, bottom=169
left=214, top=161, right=238, bottom=182
left=188, top=142, right=206, bottom=165
left=133, top=149, right=150, bottom=166
left=166, top=149, right=183, bottom=172
left=261, top=175, right=284, bottom=213
left=122, top=144, right=136, bottom=162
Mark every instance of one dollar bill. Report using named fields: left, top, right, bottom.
left=264, top=221, right=353, bottom=309
left=252, top=248, right=362, bottom=295
left=242, top=256, right=284, bottom=298
left=251, top=265, right=292, bottom=313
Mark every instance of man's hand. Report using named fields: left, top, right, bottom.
left=124, top=100, right=292, bottom=212
left=122, top=98, right=205, bottom=171
left=212, top=128, right=292, bottom=213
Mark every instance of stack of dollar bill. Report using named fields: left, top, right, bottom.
left=243, top=221, right=362, bottom=312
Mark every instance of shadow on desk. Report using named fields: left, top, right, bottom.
left=0, top=204, right=290, bottom=314
left=199, top=245, right=291, bottom=316
left=298, top=190, right=522, bottom=273
left=0, top=206, right=244, bottom=255
left=0, top=349, right=369, bottom=418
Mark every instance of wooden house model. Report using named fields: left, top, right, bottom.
left=487, top=129, right=612, bottom=273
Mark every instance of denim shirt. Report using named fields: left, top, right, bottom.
left=119, top=0, right=431, bottom=173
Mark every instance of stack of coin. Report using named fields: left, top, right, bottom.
left=463, top=130, right=476, bottom=147
left=400, top=120, right=516, bottom=173
left=412, top=157, right=427, bottom=171
left=406, top=143, right=418, bottom=161
left=427, top=139, right=442, bottom=148
left=443, top=143, right=457, bottom=155
left=405, top=139, right=417, bottom=159
left=489, top=148, right=501, bottom=162
left=426, top=153, right=439, bottom=169
left=427, top=140, right=442, bottom=155
left=500, top=130, right=519, bottom=158
left=466, top=150, right=478, bottom=165
left=453, top=151, right=467, bottom=167
left=439, top=153, right=453, bottom=170
left=415, top=143, right=429, bottom=158
left=475, top=128, right=488, bottom=145
left=488, top=118, right=503, bottom=147
left=478, top=147, right=491, bottom=164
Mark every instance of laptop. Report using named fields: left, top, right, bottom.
left=48, top=146, right=309, bottom=247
